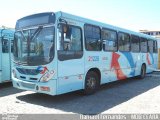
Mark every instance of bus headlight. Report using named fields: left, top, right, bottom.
left=39, top=70, right=55, bottom=82
left=40, top=73, right=51, bottom=82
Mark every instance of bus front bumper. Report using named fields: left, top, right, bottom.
left=12, top=78, right=57, bottom=96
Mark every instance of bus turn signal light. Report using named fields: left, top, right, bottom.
left=40, top=86, right=50, bottom=92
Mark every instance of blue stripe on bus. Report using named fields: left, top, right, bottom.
left=121, top=52, right=136, bottom=76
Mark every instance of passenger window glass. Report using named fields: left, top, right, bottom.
left=131, top=35, right=140, bottom=52
left=84, top=24, right=101, bottom=51
left=2, top=39, right=9, bottom=53
left=102, top=29, right=117, bottom=51
left=148, top=40, right=153, bottom=53
left=58, top=24, right=83, bottom=61
left=118, top=32, right=130, bottom=51
left=58, top=24, right=82, bottom=51
left=140, top=38, right=148, bottom=53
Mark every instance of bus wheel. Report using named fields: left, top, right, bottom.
left=84, top=71, right=99, bottom=95
left=139, top=64, right=146, bottom=79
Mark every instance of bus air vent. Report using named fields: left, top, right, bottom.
left=20, top=76, right=26, bottom=79
left=30, top=78, right=38, bottom=81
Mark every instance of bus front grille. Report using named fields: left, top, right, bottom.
left=21, top=82, right=36, bottom=89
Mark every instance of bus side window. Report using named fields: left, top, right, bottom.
left=140, top=38, right=148, bottom=53
left=59, top=24, right=82, bottom=51
left=101, top=28, right=117, bottom=51
left=58, top=24, right=82, bottom=51
left=2, top=39, right=9, bottom=53
left=131, top=35, right=140, bottom=52
left=84, top=24, right=101, bottom=51
left=118, top=32, right=130, bottom=52
left=58, top=24, right=83, bottom=61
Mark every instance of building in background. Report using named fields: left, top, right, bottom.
left=140, top=30, right=160, bottom=39
left=140, top=30, right=160, bottom=69
left=140, top=30, right=160, bottom=46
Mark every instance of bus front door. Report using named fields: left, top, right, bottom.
left=57, top=24, right=84, bottom=94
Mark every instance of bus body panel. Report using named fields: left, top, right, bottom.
left=57, top=57, right=84, bottom=94
left=144, top=52, right=154, bottom=73
left=96, top=52, right=140, bottom=84
left=132, top=52, right=142, bottom=76
left=100, top=52, right=113, bottom=83
left=153, top=53, right=158, bottom=69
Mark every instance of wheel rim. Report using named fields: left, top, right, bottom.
left=86, top=77, right=96, bottom=89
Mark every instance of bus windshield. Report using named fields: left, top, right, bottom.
left=13, top=26, right=55, bottom=66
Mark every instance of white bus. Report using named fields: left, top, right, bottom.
left=0, top=28, right=14, bottom=83
left=12, top=11, right=158, bottom=95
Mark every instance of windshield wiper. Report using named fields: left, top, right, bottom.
left=20, top=30, right=28, bottom=42
left=19, top=26, right=43, bottom=42
left=30, top=26, right=43, bottom=41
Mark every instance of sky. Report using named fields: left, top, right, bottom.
left=0, top=0, right=160, bottom=31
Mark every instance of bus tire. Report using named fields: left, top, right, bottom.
left=84, top=71, right=100, bottom=95
left=139, top=64, right=146, bottom=79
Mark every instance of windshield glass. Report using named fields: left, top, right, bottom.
left=13, top=26, right=55, bottom=66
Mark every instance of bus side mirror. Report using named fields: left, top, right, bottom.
left=58, top=24, right=69, bottom=34
left=58, top=18, right=68, bottom=33
left=57, top=22, right=71, bottom=51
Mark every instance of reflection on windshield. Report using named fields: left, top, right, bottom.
left=13, top=26, right=55, bottom=66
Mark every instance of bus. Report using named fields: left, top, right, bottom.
left=12, top=11, right=158, bottom=95
left=0, top=28, right=14, bottom=83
